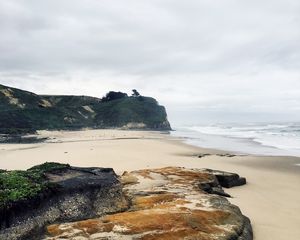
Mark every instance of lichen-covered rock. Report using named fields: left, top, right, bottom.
left=44, top=167, right=252, bottom=240
left=0, top=163, right=127, bottom=240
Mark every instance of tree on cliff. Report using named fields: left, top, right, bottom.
left=132, top=89, right=140, bottom=97
left=101, top=91, right=128, bottom=102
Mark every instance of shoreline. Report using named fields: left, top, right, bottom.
left=0, top=129, right=300, bottom=239
left=171, top=127, right=300, bottom=157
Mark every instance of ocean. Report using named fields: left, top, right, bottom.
left=171, top=122, right=300, bottom=157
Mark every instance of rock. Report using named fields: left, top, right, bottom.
left=0, top=164, right=127, bottom=240
left=199, top=182, right=232, bottom=197
left=1, top=165, right=251, bottom=240
left=0, top=135, right=47, bottom=143
left=197, top=176, right=232, bottom=197
left=43, top=167, right=252, bottom=240
left=203, top=169, right=247, bottom=188
left=197, top=153, right=211, bottom=158
left=217, top=153, right=237, bottom=157
left=197, top=153, right=238, bottom=159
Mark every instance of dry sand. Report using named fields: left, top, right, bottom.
left=0, top=129, right=299, bottom=240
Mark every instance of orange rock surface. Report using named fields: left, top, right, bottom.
left=44, top=167, right=251, bottom=240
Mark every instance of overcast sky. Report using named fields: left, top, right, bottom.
left=0, top=0, right=300, bottom=125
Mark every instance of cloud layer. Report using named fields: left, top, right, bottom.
left=1, top=0, right=300, bottom=124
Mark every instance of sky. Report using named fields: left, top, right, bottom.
left=0, top=0, right=300, bottom=125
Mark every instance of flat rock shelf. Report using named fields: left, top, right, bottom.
left=43, top=166, right=252, bottom=240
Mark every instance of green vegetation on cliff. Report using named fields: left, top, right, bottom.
left=0, top=85, right=171, bottom=134
left=94, top=96, right=169, bottom=129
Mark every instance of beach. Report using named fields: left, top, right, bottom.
left=0, top=129, right=299, bottom=240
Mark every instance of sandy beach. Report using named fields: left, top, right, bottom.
left=0, top=129, right=299, bottom=240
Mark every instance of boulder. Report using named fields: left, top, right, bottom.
left=203, top=169, right=247, bottom=188
left=0, top=163, right=127, bottom=240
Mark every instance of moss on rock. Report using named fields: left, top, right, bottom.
left=29, top=162, right=70, bottom=173
left=0, top=162, right=69, bottom=209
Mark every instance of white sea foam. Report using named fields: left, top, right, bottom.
left=171, top=123, right=300, bottom=157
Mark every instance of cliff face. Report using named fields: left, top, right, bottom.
left=0, top=84, right=171, bottom=134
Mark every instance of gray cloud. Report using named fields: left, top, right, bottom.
left=0, top=0, right=300, bottom=124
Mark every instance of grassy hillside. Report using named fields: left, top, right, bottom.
left=0, top=84, right=171, bottom=134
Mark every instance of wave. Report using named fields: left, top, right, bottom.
left=172, top=122, right=300, bottom=156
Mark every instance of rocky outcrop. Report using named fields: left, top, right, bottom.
left=44, top=167, right=252, bottom=240
left=0, top=165, right=127, bottom=240
left=203, top=169, right=247, bottom=188
left=0, top=134, right=47, bottom=143
left=0, top=164, right=251, bottom=240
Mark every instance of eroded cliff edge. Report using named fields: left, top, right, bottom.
left=0, top=164, right=252, bottom=240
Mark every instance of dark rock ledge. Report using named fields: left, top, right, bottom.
left=202, top=168, right=247, bottom=188
left=0, top=163, right=127, bottom=240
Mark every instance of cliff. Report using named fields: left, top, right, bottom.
left=0, top=84, right=171, bottom=134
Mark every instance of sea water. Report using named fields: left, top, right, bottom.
left=171, top=122, right=300, bottom=157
